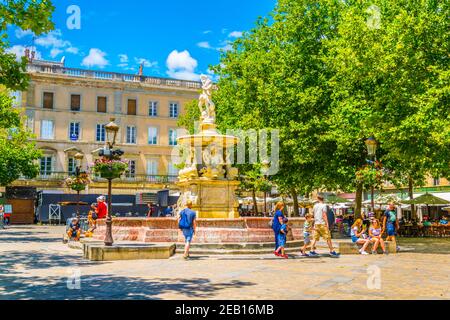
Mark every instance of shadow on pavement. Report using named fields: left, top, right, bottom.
left=0, top=236, right=63, bottom=243
left=0, top=275, right=255, bottom=300
left=0, top=250, right=107, bottom=274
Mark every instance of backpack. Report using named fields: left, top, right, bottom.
left=178, top=209, right=191, bottom=229
left=388, top=211, right=397, bottom=223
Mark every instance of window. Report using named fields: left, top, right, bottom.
left=41, top=120, right=54, bottom=140
left=40, top=157, right=52, bottom=176
left=148, top=127, right=158, bottom=145
left=69, top=122, right=80, bottom=141
left=126, top=126, right=137, bottom=144
left=68, top=157, right=76, bottom=175
left=147, top=159, right=158, bottom=176
left=168, top=161, right=179, bottom=176
left=97, top=96, right=107, bottom=113
left=43, top=92, right=54, bottom=109
left=127, top=99, right=137, bottom=115
left=96, top=124, right=106, bottom=142
left=169, top=102, right=179, bottom=118
left=127, top=160, right=136, bottom=178
left=70, top=94, right=81, bottom=111
left=11, top=91, right=21, bottom=107
left=149, top=101, right=158, bottom=117
left=26, top=116, right=34, bottom=133
left=168, top=128, right=177, bottom=146
left=433, top=177, right=441, bottom=186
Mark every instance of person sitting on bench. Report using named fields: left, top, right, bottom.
left=67, top=217, right=81, bottom=241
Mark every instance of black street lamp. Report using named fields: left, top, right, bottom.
left=74, top=152, right=84, bottom=218
left=365, top=137, right=378, bottom=211
left=104, top=118, right=120, bottom=247
left=262, top=160, right=270, bottom=216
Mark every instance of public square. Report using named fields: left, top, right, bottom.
left=1, top=0, right=449, bottom=305
left=0, top=226, right=449, bottom=300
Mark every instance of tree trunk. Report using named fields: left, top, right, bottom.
left=408, top=177, right=416, bottom=221
left=355, top=181, right=364, bottom=219
left=291, top=188, right=299, bottom=217
left=252, top=188, right=259, bottom=216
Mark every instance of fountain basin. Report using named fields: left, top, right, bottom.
left=94, top=217, right=305, bottom=244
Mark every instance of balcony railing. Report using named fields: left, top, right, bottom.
left=17, top=172, right=178, bottom=184
left=27, top=62, right=203, bottom=90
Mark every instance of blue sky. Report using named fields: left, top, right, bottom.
left=7, top=0, right=275, bottom=81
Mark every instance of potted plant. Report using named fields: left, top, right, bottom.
left=91, top=158, right=129, bottom=180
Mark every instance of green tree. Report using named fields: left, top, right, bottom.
left=0, top=0, right=55, bottom=186
left=326, top=0, right=449, bottom=218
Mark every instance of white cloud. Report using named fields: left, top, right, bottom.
left=6, top=45, right=42, bottom=61
left=197, top=41, right=213, bottom=49
left=166, top=50, right=200, bottom=81
left=134, top=57, right=158, bottom=68
left=66, top=47, right=79, bottom=54
left=50, top=48, right=63, bottom=58
left=35, top=30, right=70, bottom=48
left=34, top=29, right=79, bottom=57
left=228, top=31, right=243, bottom=38
left=118, top=54, right=129, bottom=63
left=203, top=30, right=212, bottom=34
left=81, top=48, right=109, bottom=68
left=15, top=29, right=34, bottom=39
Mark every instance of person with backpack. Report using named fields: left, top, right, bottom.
left=178, top=200, right=197, bottom=259
left=382, top=202, right=400, bottom=252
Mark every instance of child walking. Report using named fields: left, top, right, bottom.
left=300, top=214, right=314, bottom=257
left=275, top=217, right=289, bottom=259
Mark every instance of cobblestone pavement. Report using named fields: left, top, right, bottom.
left=0, top=226, right=449, bottom=300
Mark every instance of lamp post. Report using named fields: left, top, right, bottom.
left=74, top=152, right=84, bottom=218
left=365, top=137, right=378, bottom=211
left=104, top=118, right=120, bottom=247
left=262, top=160, right=270, bottom=216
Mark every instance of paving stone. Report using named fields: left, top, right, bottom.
left=0, top=226, right=449, bottom=300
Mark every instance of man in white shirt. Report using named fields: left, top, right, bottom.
left=309, top=195, right=339, bottom=257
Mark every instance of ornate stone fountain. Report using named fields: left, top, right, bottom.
left=176, top=75, right=240, bottom=219
left=94, top=75, right=305, bottom=250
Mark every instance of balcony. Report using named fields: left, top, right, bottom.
left=16, top=172, right=178, bottom=185
left=27, top=61, right=203, bottom=91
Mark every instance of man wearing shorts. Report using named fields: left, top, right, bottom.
left=383, top=202, right=400, bottom=252
left=309, top=196, right=339, bottom=257
left=178, top=200, right=197, bottom=259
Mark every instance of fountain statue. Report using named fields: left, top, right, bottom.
left=176, top=75, right=240, bottom=218
left=93, top=75, right=305, bottom=248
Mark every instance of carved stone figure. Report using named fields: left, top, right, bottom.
left=178, top=147, right=198, bottom=180
left=198, top=75, right=216, bottom=123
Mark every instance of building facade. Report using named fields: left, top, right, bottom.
left=12, top=59, right=200, bottom=195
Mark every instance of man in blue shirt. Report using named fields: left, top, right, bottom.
left=178, top=200, right=197, bottom=259
left=383, top=202, right=400, bottom=252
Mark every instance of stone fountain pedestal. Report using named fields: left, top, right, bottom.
left=176, top=178, right=240, bottom=219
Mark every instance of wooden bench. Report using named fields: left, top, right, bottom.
left=339, top=241, right=397, bottom=255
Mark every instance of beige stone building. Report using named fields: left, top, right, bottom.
left=12, top=59, right=200, bottom=195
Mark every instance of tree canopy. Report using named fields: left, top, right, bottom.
left=0, top=0, right=55, bottom=186
left=179, top=0, right=449, bottom=215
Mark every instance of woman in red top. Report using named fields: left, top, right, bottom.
left=96, top=196, right=108, bottom=219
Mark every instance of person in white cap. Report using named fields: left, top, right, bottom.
left=96, top=196, right=108, bottom=219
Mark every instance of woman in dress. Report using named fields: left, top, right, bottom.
left=272, top=202, right=285, bottom=255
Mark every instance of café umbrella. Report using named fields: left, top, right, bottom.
left=402, top=193, right=450, bottom=219
left=324, top=195, right=351, bottom=205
